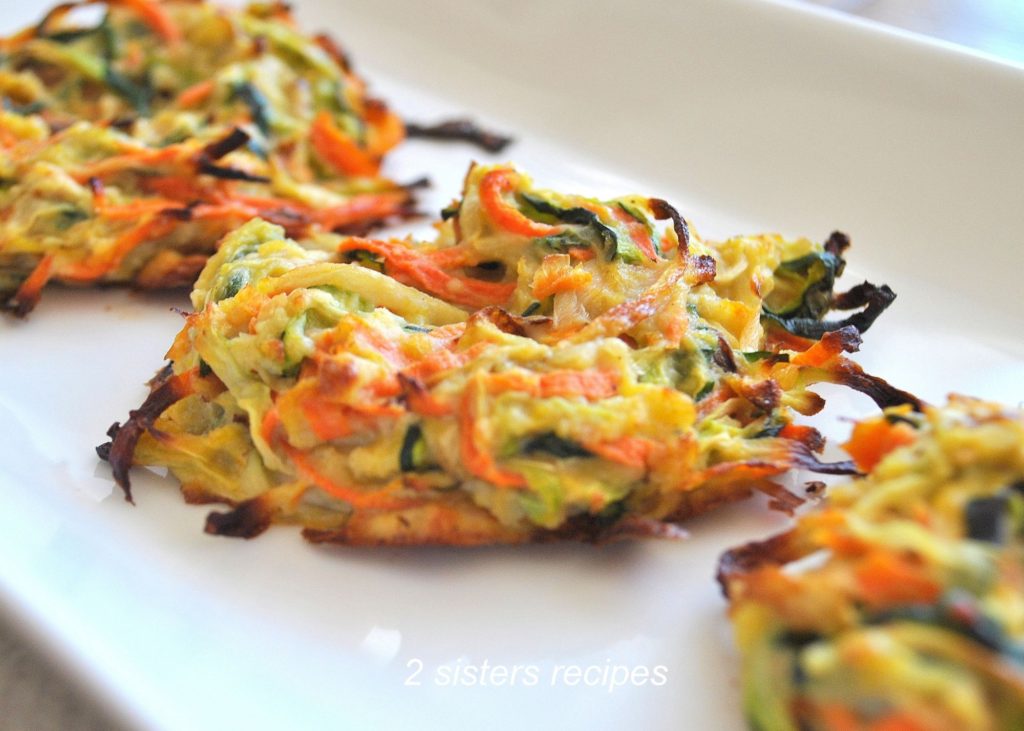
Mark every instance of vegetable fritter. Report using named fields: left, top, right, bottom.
left=720, top=398, right=1024, bottom=731
left=0, top=0, right=410, bottom=315
left=100, top=167, right=912, bottom=545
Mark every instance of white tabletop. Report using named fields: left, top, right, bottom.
left=2, top=1, right=1021, bottom=729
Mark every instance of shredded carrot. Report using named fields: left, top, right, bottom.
left=190, top=201, right=261, bottom=222
left=531, top=255, right=592, bottom=299
left=337, top=237, right=516, bottom=308
left=0, top=127, right=18, bottom=148
left=575, top=286, right=660, bottom=338
left=61, top=216, right=177, bottom=281
left=176, top=79, right=215, bottom=108
left=687, top=460, right=785, bottom=489
left=1, top=26, right=37, bottom=51
left=777, top=423, right=822, bottom=448
left=808, top=510, right=867, bottom=556
left=142, top=175, right=211, bottom=201
left=315, top=192, right=407, bottom=231
left=842, top=416, right=918, bottom=473
left=301, top=401, right=355, bottom=441
left=605, top=204, right=658, bottom=261
left=351, top=322, right=409, bottom=369
left=790, top=333, right=850, bottom=367
left=478, top=369, right=617, bottom=401
left=427, top=246, right=478, bottom=268
left=220, top=192, right=300, bottom=209
left=478, top=168, right=562, bottom=238
left=567, top=246, right=595, bottom=261
left=585, top=436, right=657, bottom=469
left=198, top=191, right=380, bottom=237
left=262, top=406, right=414, bottom=509
left=854, top=551, right=941, bottom=609
left=458, top=379, right=527, bottom=488
left=310, top=111, right=379, bottom=177
left=192, top=192, right=406, bottom=238
left=95, top=197, right=181, bottom=220
left=816, top=704, right=861, bottom=731
left=114, top=0, right=182, bottom=45
left=659, top=228, right=678, bottom=254
left=868, top=713, right=930, bottom=731
left=364, top=104, right=405, bottom=157
left=538, top=370, right=617, bottom=400
left=765, top=327, right=816, bottom=353
left=401, top=347, right=471, bottom=383
left=301, top=399, right=402, bottom=442
left=73, top=144, right=193, bottom=182
left=10, top=254, right=55, bottom=314
left=260, top=407, right=281, bottom=446
left=173, top=366, right=204, bottom=395
left=404, top=388, right=454, bottom=418
left=368, top=376, right=402, bottom=399
left=286, top=446, right=416, bottom=510
left=483, top=371, right=539, bottom=396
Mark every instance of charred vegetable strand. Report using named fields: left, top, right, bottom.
left=405, top=117, right=512, bottom=153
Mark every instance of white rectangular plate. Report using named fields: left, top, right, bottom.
left=1, top=1, right=1022, bottom=729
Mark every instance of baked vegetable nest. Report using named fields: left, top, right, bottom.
left=0, top=0, right=412, bottom=315
left=719, top=398, right=1024, bottom=731
left=100, top=164, right=915, bottom=545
